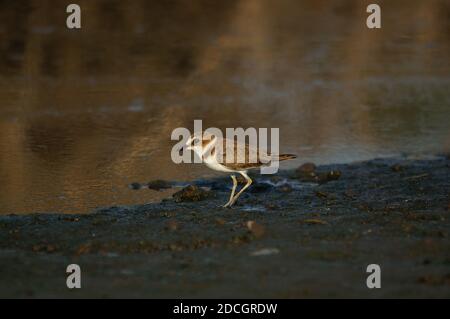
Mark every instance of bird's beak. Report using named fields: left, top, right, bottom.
left=186, top=145, right=193, bottom=151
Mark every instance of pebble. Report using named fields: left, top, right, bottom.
left=297, top=162, right=316, bottom=174
left=317, top=170, right=341, bottom=184
left=147, top=179, right=172, bottom=191
left=246, top=220, right=265, bottom=238
left=391, top=164, right=404, bottom=172
left=294, top=163, right=341, bottom=184
left=165, top=220, right=179, bottom=231
left=301, top=219, right=328, bottom=225
left=251, top=248, right=280, bottom=256
left=128, top=182, right=142, bottom=190
left=277, top=183, right=293, bottom=193
left=173, top=185, right=213, bottom=202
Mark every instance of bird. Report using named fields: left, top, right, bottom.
left=185, top=131, right=297, bottom=207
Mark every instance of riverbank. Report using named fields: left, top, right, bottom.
left=0, top=156, right=449, bottom=298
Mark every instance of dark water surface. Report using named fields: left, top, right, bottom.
left=1, top=0, right=449, bottom=214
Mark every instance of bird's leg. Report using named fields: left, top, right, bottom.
left=222, top=175, right=238, bottom=208
left=229, top=172, right=252, bottom=207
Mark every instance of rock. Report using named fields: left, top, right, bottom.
left=344, top=189, right=356, bottom=199
left=215, top=218, right=226, bottom=226
left=295, top=163, right=341, bottom=184
left=391, top=164, right=403, bottom=172
left=165, top=220, right=179, bottom=231
left=300, top=219, right=328, bottom=225
left=315, top=191, right=329, bottom=198
left=172, top=185, right=213, bottom=202
left=295, top=163, right=317, bottom=180
left=32, top=244, right=57, bottom=253
left=250, top=248, right=279, bottom=256
left=422, top=258, right=432, bottom=265
left=265, top=203, right=279, bottom=210
left=128, top=182, right=142, bottom=190
left=317, top=170, right=341, bottom=184
left=297, top=162, right=316, bottom=174
left=246, top=220, right=265, bottom=238
left=46, top=244, right=56, bottom=252
left=147, top=180, right=172, bottom=191
left=417, top=274, right=450, bottom=285
left=277, top=183, right=293, bottom=193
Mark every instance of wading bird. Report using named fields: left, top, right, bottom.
left=186, top=132, right=296, bottom=207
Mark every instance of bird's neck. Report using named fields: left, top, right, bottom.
left=200, top=136, right=216, bottom=158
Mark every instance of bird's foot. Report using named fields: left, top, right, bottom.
left=222, top=202, right=233, bottom=208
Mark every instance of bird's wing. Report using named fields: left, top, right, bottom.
left=214, top=138, right=271, bottom=170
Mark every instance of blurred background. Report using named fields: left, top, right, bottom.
left=0, top=0, right=449, bottom=214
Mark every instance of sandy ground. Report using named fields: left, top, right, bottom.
left=0, top=156, right=449, bottom=298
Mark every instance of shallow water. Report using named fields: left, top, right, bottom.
left=0, top=0, right=449, bottom=214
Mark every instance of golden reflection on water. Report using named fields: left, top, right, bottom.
left=0, top=0, right=449, bottom=214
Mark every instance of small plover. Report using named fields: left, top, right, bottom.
left=186, top=132, right=297, bottom=207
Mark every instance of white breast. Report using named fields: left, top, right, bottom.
left=203, top=154, right=236, bottom=173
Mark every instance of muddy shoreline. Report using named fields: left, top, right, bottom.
left=1, top=156, right=449, bottom=298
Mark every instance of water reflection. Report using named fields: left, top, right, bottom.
left=0, top=0, right=449, bottom=214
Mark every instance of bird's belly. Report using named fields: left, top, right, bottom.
left=204, top=157, right=234, bottom=173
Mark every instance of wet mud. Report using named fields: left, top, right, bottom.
left=0, top=156, right=449, bottom=298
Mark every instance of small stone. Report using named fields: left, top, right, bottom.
left=147, top=180, right=172, bottom=191
left=315, top=191, right=329, bottom=198
left=391, top=164, right=403, bottom=172
left=297, top=162, right=316, bottom=174
left=172, top=185, right=213, bottom=202
left=75, top=243, right=92, bottom=255
left=46, top=245, right=56, bottom=253
left=422, top=258, right=432, bottom=265
left=295, top=164, right=341, bottom=184
left=246, top=220, right=265, bottom=238
left=265, top=203, right=279, bottom=210
left=128, top=182, right=142, bottom=190
left=417, top=274, right=450, bottom=285
left=169, top=243, right=182, bottom=251
left=344, top=189, right=356, bottom=199
left=251, top=248, right=279, bottom=256
left=32, top=244, right=56, bottom=253
left=165, top=220, right=179, bottom=231
left=215, top=218, right=226, bottom=226
left=277, top=183, right=293, bottom=193
left=301, top=219, right=328, bottom=225
left=317, top=170, right=341, bottom=184
left=295, top=163, right=317, bottom=181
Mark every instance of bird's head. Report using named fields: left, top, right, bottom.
left=185, top=131, right=215, bottom=155
left=185, top=132, right=201, bottom=152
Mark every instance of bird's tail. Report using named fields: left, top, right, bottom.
left=278, top=154, right=297, bottom=161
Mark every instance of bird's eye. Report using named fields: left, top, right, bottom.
left=192, top=138, right=200, bottom=145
